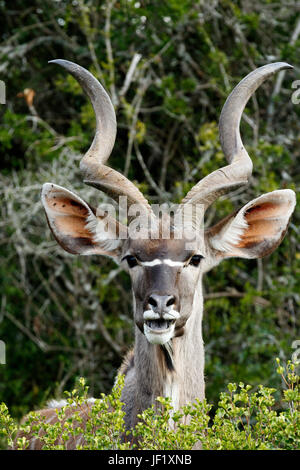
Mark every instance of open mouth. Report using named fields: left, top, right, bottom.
left=145, top=319, right=175, bottom=332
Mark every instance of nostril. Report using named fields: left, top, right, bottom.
left=148, top=296, right=157, bottom=308
left=166, top=297, right=175, bottom=307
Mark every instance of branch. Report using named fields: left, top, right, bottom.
left=204, top=290, right=271, bottom=307
left=119, top=53, right=142, bottom=99
left=104, top=0, right=117, bottom=106
left=124, top=76, right=151, bottom=176
left=134, top=141, right=169, bottom=200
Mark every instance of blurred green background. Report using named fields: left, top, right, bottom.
left=0, top=0, right=299, bottom=418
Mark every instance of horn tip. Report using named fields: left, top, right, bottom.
left=270, top=61, right=293, bottom=72
left=278, top=61, right=293, bottom=69
left=48, top=59, right=63, bottom=64
left=48, top=59, right=75, bottom=69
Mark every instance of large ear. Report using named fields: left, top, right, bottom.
left=41, top=183, right=127, bottom=259
left=206, top=189, right=296, bottom=260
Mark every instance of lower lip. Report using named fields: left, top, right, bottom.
left=144, top=322, right=176, bottom=345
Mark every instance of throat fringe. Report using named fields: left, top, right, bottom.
left=161, top=342, right=175, bottom=372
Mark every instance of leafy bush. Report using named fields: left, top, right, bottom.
left=0, top=0, right=299, bottom=423
left=1, top=360, right=299, bottom=450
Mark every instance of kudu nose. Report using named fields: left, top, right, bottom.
left=147, top=294, right=176, bottom=314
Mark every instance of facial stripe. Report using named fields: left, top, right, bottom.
left=141, top=259, right=162, bottom=267
left=140, top=259, right=185, bottom=267
left=163, top=259, right=184, bottom=267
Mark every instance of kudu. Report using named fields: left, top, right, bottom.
left=17, top=60, right=296, bottom=449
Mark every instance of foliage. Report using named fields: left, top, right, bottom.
left=0, top=0, right=299, bottom=426
left=0, top=360, right=299, bottom=450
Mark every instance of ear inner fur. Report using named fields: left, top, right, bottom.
left=207, top=190, right=296, bottom=259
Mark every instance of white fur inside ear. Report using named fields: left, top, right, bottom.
left=210, top=209, right=248, bottom=252
left=85, top=212, right=120, bottom=253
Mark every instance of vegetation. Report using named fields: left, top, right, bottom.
left=0, top=0, right=299, bottom=448
left=1, top=360, right=299, bottom=450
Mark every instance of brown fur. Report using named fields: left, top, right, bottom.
left=14, top=403, right=94, bottom=450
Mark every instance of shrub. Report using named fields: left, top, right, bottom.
left=1, top=360, right=299, bottom=450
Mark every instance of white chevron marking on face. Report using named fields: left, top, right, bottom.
left=140, top=259, right=185, bottom=267
left=163, top=259, right=184, bottom=267
left=141, top=259, right=162, bottom=267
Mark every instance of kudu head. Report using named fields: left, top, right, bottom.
left=42, top=60, right=296, bottom=347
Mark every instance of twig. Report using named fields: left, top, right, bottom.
left=124, top=76, right=151, bottom=176
left=77, top=0, right=105, bottom=83
left=97, top=306, right=123, bottom=357
left=256, top=259, right=264, bottom=292
left=4, top=310, right=86, bottom=354
left=104, top=0, right=117, bottom=106
left=119, top=53, right=142, bottom=98
left=204, top=290, right=271, bottom=307
left=159, top=122, right=180, bottom=191
left=134, top=141, right=168, bottom=200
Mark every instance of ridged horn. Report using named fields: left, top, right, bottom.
left=178, top=62, right=293, bottom=213
left=49, top=59, right=152, bottom=214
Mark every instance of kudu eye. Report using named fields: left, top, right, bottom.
left=126, top=255, right=138, bottom=268
left=189, top=255, right=203, bottom=267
